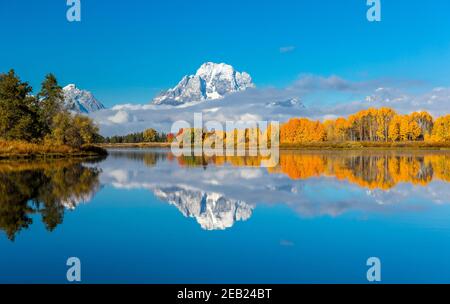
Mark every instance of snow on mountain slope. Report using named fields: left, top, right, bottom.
left=63, top=84, right=105, bottom=113
left=152, top=62, right=255, bottom=106
left=153, top=185, right=253, bottom=230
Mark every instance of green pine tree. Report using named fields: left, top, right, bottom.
left=0, top=69, right=40, bottom=141
left=37, top=73, right=65, bottom=136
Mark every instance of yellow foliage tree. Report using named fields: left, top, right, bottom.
left=281, top=118, right=326, bottom=144
left=429, top=115, right=450, bottom=142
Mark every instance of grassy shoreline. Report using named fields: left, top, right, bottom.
left=279, top=141, right=450, bottom=150
left=0, top=140, right=108, bottom=160
left=99, top=142, right=172, bottom=149
left=99, top=141, right=450, bottom=151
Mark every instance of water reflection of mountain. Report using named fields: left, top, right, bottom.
left=154, top=186, right=253, bottom=230
left=0, top=159, right=102, bottom=241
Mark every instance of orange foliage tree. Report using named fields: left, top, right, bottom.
left=306, top=108, right=436, bottom=143
left=429, top=115, right=450, bottom=142
left=280, top=118, right=326, bottom=144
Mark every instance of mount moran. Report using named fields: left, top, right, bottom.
left=86, top=62, right=309, bottom=136
left=152, top=62, right=255, bottom=106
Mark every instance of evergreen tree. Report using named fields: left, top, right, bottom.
left=0, top=69, right=40, bottom=141
left=37, top=73, right=65, bottom=136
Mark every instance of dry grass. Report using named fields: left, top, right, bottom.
left=0, top=140, right=107, bottom=160
left=100, top=141, right=450, bottom=151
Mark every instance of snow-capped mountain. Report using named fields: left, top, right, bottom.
left=153, top=186, right=253, bottom=230
left=63, top=84, right=105, bottom=114
left=152, top=62, right=255, bottom=106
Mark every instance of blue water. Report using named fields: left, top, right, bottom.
left=1, top=149, right=450, bottom=283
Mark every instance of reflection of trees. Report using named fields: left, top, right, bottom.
left=0, top=160, right=101, bottom=241
left=108, top=149, right=450, bottom=191
left=176, top=155, right=264, bottom=168
left=426, top=155, right=450, bottom=182
left=271, top=152, right=450, bottom=190
left=169, top=151, right=450, bottom=191
left=109, top=150, right=167, bottom=167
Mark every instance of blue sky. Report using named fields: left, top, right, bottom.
left=1, top=0, right=450, bottom=107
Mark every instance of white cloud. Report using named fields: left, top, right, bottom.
left=280, top=46, right=296, bottom=53
left=323, top=114, right=338, bottom=121
left=107, top=110, right=131, bottom=124
left=239, top=113, right=263, bottom=122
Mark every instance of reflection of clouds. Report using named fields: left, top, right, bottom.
left=60, top=193, right=94, bottom=210
left=240, top=169, right=263, bottom=179
left=100, top=151, right=450, bottom=222
left=367, top=181, right=450, bottom=206
left=280, top=240, right=295, bottom=247
left=108, top=169, right=129, bottom=184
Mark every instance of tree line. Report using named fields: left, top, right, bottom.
left=282, top=107, right=450, bottom=144
left=103, top=129, right=174, bottom=144
left=173, top=107, right=449, bottom=147
left=0, top=70, right=101, bottom=148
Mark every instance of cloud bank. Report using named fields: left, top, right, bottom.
left=89, top=75, right=450, bottom=136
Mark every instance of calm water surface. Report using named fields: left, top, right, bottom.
left=1, top=149, right=450, bottom=283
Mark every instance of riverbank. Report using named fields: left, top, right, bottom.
left=280, top=141, right=450, bottom=150
left=99, top=142, right=172, bottom=149
left=99, top=141, right=450, bottom=151
left=0, top=140, right=108, bottom=160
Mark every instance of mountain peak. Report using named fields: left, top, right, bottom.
left=152, top=62, right=255, bottom=106
left=63, top=84, right=105, bottom=114
left=64, top=83, right=77, bottom=90
left=195, top=62, right=234, bottom=78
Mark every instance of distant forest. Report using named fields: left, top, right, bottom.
left=103, top=129, right=174, bottom=144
